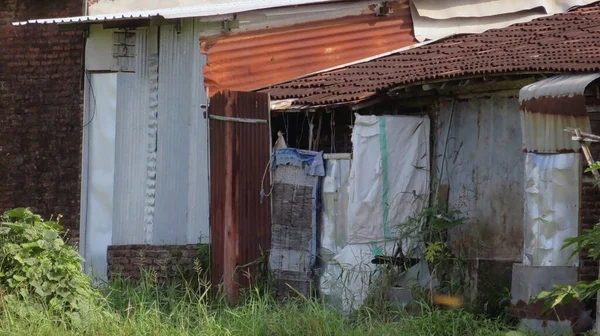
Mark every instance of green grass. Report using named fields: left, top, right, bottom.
left=0, top=275, right=520, bottom=336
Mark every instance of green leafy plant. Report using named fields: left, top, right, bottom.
left=0, top=208, right=98, bottom=317
left=425, top=242, right=444, bottom=263
left=535, top=161, right=600, bottom=309
left=403, top=203, right=467, bottom=295
left=534, top=225, right=600, bottom=308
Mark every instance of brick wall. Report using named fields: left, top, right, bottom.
left=107, top=245, right=203, bottom=281
left=580, top=118, right=600, bottom=283
left=580, top=177, right=600, bottom=282
left=0, top=0, right=84, bottom=244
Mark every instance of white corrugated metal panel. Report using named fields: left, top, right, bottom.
left=519, top=73, right=600, bottom=101
left=187, top=19, right=211, bottom=244
left=154, top=19, right=209, bottom=244
left=519, top=74, right=600, bottom=153
left=435, top=97, right=524, bottom=260
left=410, top=0, right=597, bottom=41
left=520, top=113, right=591, bottom=153
left=144, top=44, right=160, bottom=244
left=12, top=0, right=343, bottom=26
left=111, top=29, right=151, bottom=245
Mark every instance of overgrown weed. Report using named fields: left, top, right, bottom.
left=0, top=271, right=519, bottom=336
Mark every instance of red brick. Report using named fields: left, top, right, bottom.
left=0, top=0, right=83, bottom=245
left=107, top=245, right=201, bottom=282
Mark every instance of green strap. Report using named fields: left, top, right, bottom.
left=370, top=243, right=383, bottom=257
left=378, top=116, right=391, bottom=240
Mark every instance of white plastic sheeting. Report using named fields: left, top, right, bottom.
left=319, top=114, right=430, bottom=311
left=348, top=115, right=430, bottom=246
left=320, top=159, right=400, bottom=311
left=523, top=153, right=580, bottom=267
left=321, top=159, right=351, bottom=259
left=410, top=0, right=596, bottom=42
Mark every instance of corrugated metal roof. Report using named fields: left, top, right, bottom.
left=202, top=0, right=415, bottom=93
left=12, top=0, right=344, bottom=26
left=261, top=3, right=600, bottom=107
left=519, top=74, right=600, bottom=153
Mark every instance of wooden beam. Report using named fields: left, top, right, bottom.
left=565, top=128, right=600, bottom=143
left=574, top=128, right=600, bottom=180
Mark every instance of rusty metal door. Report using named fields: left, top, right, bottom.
left=208, top=91, right=271, bottom=304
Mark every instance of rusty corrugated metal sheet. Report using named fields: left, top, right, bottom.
left=209, top=90, right=272, bottom=304
left=201, top=0, right=414, bottom=94
left=519, top=74, right=600, bottom=153
left=263, top=3, right=600, bottom=107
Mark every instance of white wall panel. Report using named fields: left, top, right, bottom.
left=84, top=73, right=117, bottom=281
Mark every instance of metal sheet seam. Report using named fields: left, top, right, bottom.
left=144, top=53, right=159, bottom=244
left=251, top=37, right=447, bottom=92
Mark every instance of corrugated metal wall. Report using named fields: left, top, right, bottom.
left=112, top=30, right=151, bottom=245
left=154, top=18, right=210, bottom=244
left=209, top=91, right=272, bottom=304
left=435, top=96, right=524, bottom=261
left=85, top=20, right=210, bottom=250
left=201, top=0, right=414, bottom=93
left=187, top=22, right=211, bottom=244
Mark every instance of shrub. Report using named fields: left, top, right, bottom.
left=0, top=208, right=98, bottom=316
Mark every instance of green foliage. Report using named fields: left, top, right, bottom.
left=196, top=244, right=210, bottom=276
left=0, top=275, right=522, bottom=336
left=425, top=242, right=444, bottom=264
left=403, top=203, right=467, bottom=295
left=535, top=280, right=600, bottom=309
left=563, top=223, right=600, bottom=261
left=0, top=208, right=98, bottom=318
left=584, top=161, right=600, bottom=175
left=534, top=162, right=600, bottom=309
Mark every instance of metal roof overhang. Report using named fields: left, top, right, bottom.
left=12, top=0, right=345, bottom=26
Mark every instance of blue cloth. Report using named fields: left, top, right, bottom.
left=271, top=148, right=325, bottom=177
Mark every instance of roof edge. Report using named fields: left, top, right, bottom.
left=12, top=0, right=345, bottom=26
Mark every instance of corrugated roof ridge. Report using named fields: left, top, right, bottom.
left=262, top=1, right=600, bottom=106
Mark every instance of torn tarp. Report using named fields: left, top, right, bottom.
left=319, top=114, right=432, bottom=312
left=271, top=148, right=325, bottom=176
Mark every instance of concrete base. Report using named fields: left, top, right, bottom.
left=510, top=263, right=583, bottom=335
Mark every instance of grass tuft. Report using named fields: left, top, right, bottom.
left=0, top=273, right=521, bottom=336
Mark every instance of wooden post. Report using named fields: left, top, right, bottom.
left=566, top=128, right=600, bottom=333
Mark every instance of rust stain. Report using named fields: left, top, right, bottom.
left=520, top=95, right=588, bottom=116
left=262, top=3, right=600, bottom=106
left=209, top=91, right=272, bottom=304
left=201, top=0, right=414, bottom=94
left=509, top=299, right=585, bottom=323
